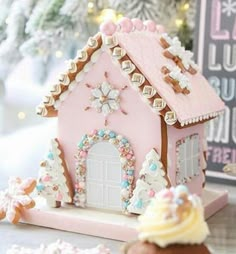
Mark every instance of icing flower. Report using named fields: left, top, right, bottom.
left=138, top=185, right=210, bottom=247
left=90, top=81, right=120, bottom=116
left=0, top=177, right=36, bottom=224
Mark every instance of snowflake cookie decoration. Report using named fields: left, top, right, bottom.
left=161, top=65, right=191, bottom=94
left=90, top=81, right=120, bottom=116
left=85, top=72, right=127, bottom=125
left=0, top=177, right=36, bottom=224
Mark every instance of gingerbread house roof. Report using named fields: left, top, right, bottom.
left=37, top=18, right=224, bottom=128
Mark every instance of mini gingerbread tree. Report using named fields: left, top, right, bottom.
left=36, top=138, right=74, bottom=208
left=128, top=149, right=168, bottom=214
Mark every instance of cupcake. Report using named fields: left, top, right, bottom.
left=124, top=185, right=211, bottom=254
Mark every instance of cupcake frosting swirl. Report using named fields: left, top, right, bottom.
left=138, top=185, right=210, bottom=248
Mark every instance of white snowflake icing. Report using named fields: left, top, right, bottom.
left=222, top=0, right=236, bottom=17
left=161, top=34, right=198, bottom=72
left=167, top=65, right=191, bottom=90
left=90, top=82, right=120, bottom=116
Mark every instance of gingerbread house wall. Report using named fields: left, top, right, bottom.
left=57, top=51, right=162, bottom=184
left=167, top=124, right=206, bottom=195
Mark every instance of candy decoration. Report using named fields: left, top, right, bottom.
left=119, top=17, right=133, bottom=33
left=100, top=21, right=117, bottom=36
left=132, top=18, right=144, bottom=31
left=90, top=81, right=120, bottom=117
left=37, top=139, right=74, bottom=208
left=128, top=149, right=169, bottom=214
left=74, top=129, right=135, bottom=213
left=0, top=177, right=36, bottom=224
left=144, top=20, right=156, bottom=32
left=160, top=33, right=198, bottom=74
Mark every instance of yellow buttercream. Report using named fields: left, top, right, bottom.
left=138, top=189, right=210, bottom=248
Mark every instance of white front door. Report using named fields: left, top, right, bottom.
left=86, top=142, right=122, bottom=211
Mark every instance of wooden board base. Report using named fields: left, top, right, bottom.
left=21, top=188, right=228, bottom=242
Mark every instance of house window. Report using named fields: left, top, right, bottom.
left=176, top=134, right=200, bottom=184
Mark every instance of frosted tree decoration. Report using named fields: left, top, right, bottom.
left=36, top=138, right=73, bottom=208
left=128, top=149, right=168, bottom=214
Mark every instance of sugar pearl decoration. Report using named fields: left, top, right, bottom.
left=100, top=21, right=117, bottom=36
left=119, top=17, right=133, bottom=33
left=132, top=18, right=144, bottom=31
left=144, top=20, right=156, bottom=32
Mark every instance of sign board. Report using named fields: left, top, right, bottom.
left=194, top=0, right=236, bottom=183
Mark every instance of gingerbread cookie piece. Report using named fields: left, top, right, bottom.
left=36, top=138, right=74, bottom=208
left=160, top=33, right=198, bottom=75
left=161, top=65, right=191, bottom=94
left=0, top=177, right=36, bottom=224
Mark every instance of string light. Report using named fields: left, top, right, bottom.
left=17, top=112, right=26, bottom=120
left=55, top=50, right=63, bottom=58
left=97, top=9, right=118, bottom=23
left=175, top=19, right=184, bottom=27
left=183, top=3, right=190, bottom=11
left=88, top=1, right=94, bottom=13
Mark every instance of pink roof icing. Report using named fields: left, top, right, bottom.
left=99, top=19, right=224, bottom=123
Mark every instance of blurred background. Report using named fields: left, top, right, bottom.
left=0, top=0, right=197, bottom=185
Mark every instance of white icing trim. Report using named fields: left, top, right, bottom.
left=37, top=139, right=72, bottom=206
left=128, top=149, right=168, bottom=214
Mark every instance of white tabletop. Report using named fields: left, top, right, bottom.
left=0, top=182, right=235, bottom=254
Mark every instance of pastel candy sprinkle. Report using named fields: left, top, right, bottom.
left=148, top=189, right=155, bottom=197
left=135, top=199, right=143, bottom=209
left=36, top=184, right=45, bottom=191
left=124, top=200, right=129, bottom=208
left=78, top=142, right=83, bottom=148
left=123, top=174, right=128, bottom=180
left=149, top=163, right=157, bottom=171
left=121, top=180, right=129, bottom=188
left=47, top=152, right=54, bottom=160
left=127, top=170, right=134, bottom=176
left=121, top=138, right=128, bottom=144
left=43, top=175, right=51, bottom=182
left=98, top=130, right=105, bottom=137
left=109, top=131, right=116, bottom=138
left=80, top=151, right=87, bottom=158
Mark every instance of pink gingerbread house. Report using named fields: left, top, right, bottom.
left=36, top=18, right=225, bottom=215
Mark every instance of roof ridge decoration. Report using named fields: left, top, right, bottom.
left=36, top=17, right=224, bottom=128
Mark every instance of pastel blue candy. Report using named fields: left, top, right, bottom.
left=149, top=163, right=157, bottom=171
left=121, top=138, right=128, bottom=144
left=135, top=199, right=143, bottom=209
left=98, top=130, right=105, bottom=137
left=175, top=198, right=184, bottom=205
left=123, top=201, right=129, bottom=208
left=47, top=152, right=54, bottom=160
left=36, top=184, right=45, bottom=191
left=78, top=142, right=83, bottom=148
left=127, top=170, right=134, bottom=176
left=121, top=181, right=129, bottom=188
left=109, top=131, right=116, bottom=138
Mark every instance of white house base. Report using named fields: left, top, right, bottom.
left=21, top=188, right=228, bottom=242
